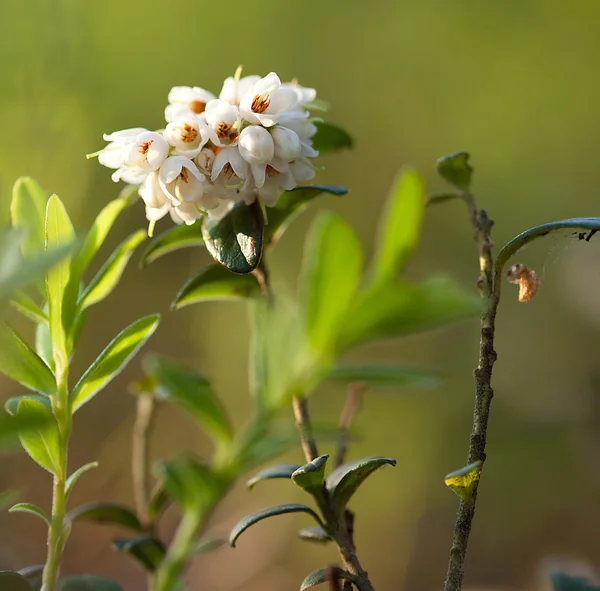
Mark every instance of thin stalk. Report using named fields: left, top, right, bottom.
left=444, top=195, right=499, bottom=591
left=334, top=383, right=364, bottom=469
left=42, top=367, right=72, bottom=591
left=132, top=393, right=156, bottom=531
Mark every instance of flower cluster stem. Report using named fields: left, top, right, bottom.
left=444, top=196, right=499, bottom=591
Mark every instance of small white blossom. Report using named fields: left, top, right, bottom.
left=238, top=126, right=275, bottom=188
left=115, top=131, right=169, bottom=184
left=139, top=171, right=171, bottom=226
left=164, top=116, right=209, bottom=158
left=211, top=147, right=248, bottom=183
left=97, top=128, right=146, bottom=174
left=290, top=158, right=316, bottom=183
left=271, top=126, right=302, bottom=161
left=169, top=200, right=208, bottom=225
left=165, top=86, right=215, bottom=122
left=219, top=75, right=260, bottom=105
left=159, top=156, right=206, bottom=204
left=281, top=82, right=317, bottom=106
left=204, top=99, right=241, bottom=146
left=239, top=72, right=297, bottom=127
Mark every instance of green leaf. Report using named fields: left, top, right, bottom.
left=0, top=571, right=35, bottom=591
left=338, top=277, right=481, bottom=350
left=10, top=292, right=48, bottom=324
left=326, top=457, right=396, bottom=513
left=0, top=323, right=56, bottom=395
left=300, top=213, right=363, bottom=353
left=300, top=567, right=353, bottom=590
left=436, top=152, right=473, bottom=192
left=45, top=195, right=76, bottom=368
left=265, top=185, right=348, bottom=246
left=173, top=264, right=261, bottom=309
left=9, top=502, right=50, bottom=526
left=68, top=502, right=143, bottom=532
left=147, top=483, right=169, bottom=522
left=312, top=121, right=353, bottom=154
left=140, top=222, right=205, bottom=267
left=112, top=537, right=166, bottom=572
left=16, top=398, right=62, bottom=475
left=35, top=317, right=55, bottom=373
left=156, top=456, right=225, bottom=516
left=59, top=575, right=125, bottom=591
left=78, top=230, right=146, bottom=311
left=70, top=314, right=160, bottom=412
left=298, top=525, right=331, bottom=543
left=0, top=490, right=19, bottom=511
left=292, top=455, right=329, bottom=493
left=5, top=395, right=51, bottom=416
left=11, top=177, right=48, bottom=260
left=549, top=572, right=600, bottom=591
left=371, top=169, right=424, bottom=286
left=146, top=355, right=232, bottom=443
left=202, top=200, right=264, bottom=274
left=0, top=408, right=52, bottom=449
left=444, top=460, right=483, bottom=501
left=193, top=537, right=226, bottom=555
left=65, top=462, right=99, bottom=499
left=246, top=464, right=302, bottom=490
left=327, top=363, right=439, bottom=389
left=229, top=504, right=324, bottom=548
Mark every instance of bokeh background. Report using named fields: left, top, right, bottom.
left=1, top=0, right=600, bottom=589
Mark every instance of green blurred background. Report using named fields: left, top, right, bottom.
left=1, top=0, right=600, bottom=589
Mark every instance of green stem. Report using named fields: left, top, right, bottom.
left=42, top=367, right=71, bottom=591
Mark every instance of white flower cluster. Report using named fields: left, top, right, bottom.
left=92, top=68, right=321, bottom=233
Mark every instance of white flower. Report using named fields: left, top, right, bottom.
left=271, top=126, right=302, bottom=161
left=239, top=72, right=297, bottom=127
left=97, top=128, right=147, bottom=174
left=165, top=86, right=215, bottom=122
left=164, top=116, right=209, bottom=158
left=194, top=147, right=216, bottom=178
left=280, top=82, right=317, bottom=105
left=278, top=118, right=319, bottom=158
left=258, top=159, right=296, bottom=206
left=238, top=126, right=275, bottom=188
left=114, top=131, right=169, bottom=184
left=211, top=147, right=248, bottom=183
left=219, top=74, right=261, bottom=105
left=204, top=99, right=241, bottom=146
left=169, top=200, right=207, bottom=225
left=158, top=156, right=206, bottom=204
left=290, top=158, right=316, bottom=183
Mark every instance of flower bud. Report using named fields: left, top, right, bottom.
left=271, top=126, right=302, bottom=161
left=238, top=126, right=275, bottom=165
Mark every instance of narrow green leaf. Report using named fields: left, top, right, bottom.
left=338, top=277, right=481, bottom=350
left=35, top=316, right=54, bottom=373
left=327, top=364, right=440, bottom=389
left=9, top=502, right=50, bottom=526
left=193, top=537, right=225, bottom=555
left=16, top=399, right=62, bottom=475
left=147, top=483, right=169, bottom=522
left=246, top=464, right=302, bottom=490
left=10, top=293, right=48, bottom=324
left=265, top=185, right=348, bottom=246
left=298, top=525, right=331, bottom=543
left=45, top=195, right=76, bottom=369
left=78, top=230, right=146, bottom=311
left=65, top=462, right=99, bottom=498
left=371, top=169, right=424, bottom=285
left=11, top=177, right=48, bottom=260
left=140, top=222, right=205, bottom=267
left=59, top=575, right=125, bottom=591
left=300, top=213, right=363, bottom=353
left=326, top=457, right=396, bottom=513
left=444, top=460, right=483, bottom=501
left=68, top=502, right=143, bottom=532
left=70, top=314, right=160, bottom=412
left=202, top=200, right=264, bottom=274
left=112, top=537, right=166, bottom=572
left=0, top=571, right=35, bottom=591
left=173, top=264, right=261, bottom=309
left=292, top=455, right=329, bottom=493
left=312, top=121, right=353, bottom=154
left=229, top=504, right=324, bottom=547
left=300, top=568, right=353, bottom=590
left=5, top=395, right=51, bottom=416
left=0, top=323, right=56, bottom=395
left=436, top=152, right=473, bottom=192
left=146, top=355, right=232, bottom=443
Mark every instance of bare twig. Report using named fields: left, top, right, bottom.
left=292, top=395, right=320, bottom=462
left=444, top=195, right=500, bottom=591
left=335, top=382, right=365, bottom=469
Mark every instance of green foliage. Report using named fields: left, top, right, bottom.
left=246, top=464, right=301, bottom=490
left=65, top=462, right=99, bottom=499
left=300, top=567, right=352, bottom=590
left=436, top=151, right=473, bottom=192
left=9, top=502, right=51, bottom=526
left=59, top=575, right=124, bottom=591
left=292, top=455, right=329, bottom=493
left=70, top=315, right=160, bottom=412
left=10, top=292, right=48, bottom=324
left=112, top=537, right=166, bottom=572
left=146, top=356, right=232, bottom=444
left=312, top=121, right=353, bottom=154
left=202, top=200, right=264, bottom=273
left=0, top=571, right=35, bottom=591
left=229, top=504, right=324, bottom=548
left=11, top=178, right=48, bottom=261
left=173, top=264, right=261, bottom=309
left=326, top=457, right=396, bottom=514
left=140, top=222, right=205, bottom=267
left=68, top=502, right=143, bottom=532
left=326, top=363, right=439, bottom=389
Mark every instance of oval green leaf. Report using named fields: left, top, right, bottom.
left=298, top=525, right=331, bottom=544
left=147, top=483, right=169, bottom=522
left=173, top=264, right=261, bottom=309
left=140, top=222, right=205, bottom=267
left=59, top=575, right=125, bottom=591
left=11, top=177, right=48, bottom=260
left=326, top=457, right=396, bottom=513
left=65, top=462, right=99, bottom=499
left=0, top=410, right=52, bottom=449
left=229, top=504, right=324, bottom=548
left=68, top=502, right=143, bottom=532
left=0, top=323, right=56, bottom=395
left=10, top=292, right=48, bottom=324
left=112, top=537, right=166, bottom=572
left=312, top=121, right=353, bottom=155
left=436, top=151, right=473, bottom=192
left=300, top=567, right=353, bottom=590
left=327, top=363, right=439, bottom=389
left=202, top=200, right=264, bottom=274
left=9, top=502, right=50, bottom=526
left=0, top=571, right=35, bottom=591
left=78, top=230, right=146, bottom=311
left=246, top=464, right=302, bottom=490
left=292, top=455, right=329, bottom=493
left=71, top=314, right=160, bottom=412
left=265, top=185, right=348, bottom=246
